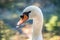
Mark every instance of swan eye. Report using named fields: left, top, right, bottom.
left=20, top=11, right=31, bottom=19
left=27, top=11, right=31, bottom=13
left=23, top=11, right=31, bottom=17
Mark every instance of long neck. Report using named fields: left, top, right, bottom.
left=32, top=12, right=43, bottom=40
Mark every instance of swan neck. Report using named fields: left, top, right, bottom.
left=32, top=14, right=43, bottom=40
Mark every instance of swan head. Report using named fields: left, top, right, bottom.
left=17, top=6, right=40, bottom=26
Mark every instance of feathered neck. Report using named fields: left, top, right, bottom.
left=23, top=6, right=43, bottom=40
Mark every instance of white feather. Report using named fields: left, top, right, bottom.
left=23, top=5, right=43, bottom=40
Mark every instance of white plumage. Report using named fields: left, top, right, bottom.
left=23, top=6, right=43, bottom=40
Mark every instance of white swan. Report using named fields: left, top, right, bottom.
left=17, top=5, right=43, bottom=40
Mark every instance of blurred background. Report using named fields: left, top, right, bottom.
left=0, top=0, right=60, bottom=40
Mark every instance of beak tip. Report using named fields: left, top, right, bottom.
left=17, top=22, right=20, bottom=26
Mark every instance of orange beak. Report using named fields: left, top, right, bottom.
left=17, top=14, right=28, bottom=26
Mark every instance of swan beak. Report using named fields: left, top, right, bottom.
left=17, top=14, right=29, bottom=26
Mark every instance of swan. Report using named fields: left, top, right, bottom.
left=17, top=5, right=43, bottom=40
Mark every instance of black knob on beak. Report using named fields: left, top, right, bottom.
left=20, top=15, right=24, bottom=19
